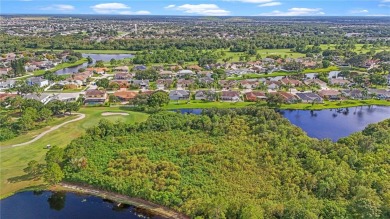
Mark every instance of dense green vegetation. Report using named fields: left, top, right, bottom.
left=46, top=107, right=390, bottom=218
left=0, top=97, right=80, bottom=141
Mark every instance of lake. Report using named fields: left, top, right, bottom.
left=0, top=191, right=162, bottom=219
left=280, top=105, right=390, bottom=141
left=55, top=53, right=134, bottom=75
left=176, top=106, right=390, bottom=141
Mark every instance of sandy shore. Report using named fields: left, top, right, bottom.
left=52, top=182, right=189, bottom=219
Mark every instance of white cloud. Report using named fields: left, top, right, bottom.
left=164, top=5, right=176, bottom=9
left=258, top=2, right=281, bottom=7
left=259, top=8, right=325, bottom=16
left=167, top=4, right=230, bottom=16
left=91, top=3, right=129, bottom=13
left=119, top=10, right=151, bottom=15
left=227, top=0, right=274, bottom=3
left=379, top=0, right=390, bottom=7
left=20, top=0, right=33, bottom=2
left=350, top=9, right=369, bottom=14
left=90, top=3, right=150, bottom=15
left=41, top=4, right=74, bottom=11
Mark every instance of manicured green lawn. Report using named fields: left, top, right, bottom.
left=164, top=100, right=255, bottom=110
left=318, top=44, right=389, bottom=54
left=227, top=71, right=298, bottom=80
left=303, top=66, right=339, bottom=73
left=1, top=115, right=78, bottom=147
left=280, top=100, right=390, bottom=110
left=216, top=48, right=305, bottom=62
left=0, top=107, right=148, bottom=199
left=74, top=50, right=136, bottom=54
left=163, top=99, right=390, bottom=110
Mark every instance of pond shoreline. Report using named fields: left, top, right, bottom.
left=163, top=100, right=390, bottom=110
left=51, top=182, right=189, bottom=219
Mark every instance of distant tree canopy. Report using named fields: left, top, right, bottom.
left=51, top=107, right=390, bottom=218
left=0, top=98, right=80, bottom=142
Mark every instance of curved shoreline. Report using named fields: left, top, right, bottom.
left=52, top=182, right=189, bottom=219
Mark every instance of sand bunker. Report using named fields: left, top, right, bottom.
left=101, top=112, right=129, bottom=116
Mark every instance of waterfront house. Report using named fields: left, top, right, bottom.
left=244, top=91, right=267, bottom=102
left=169, top=90, right=190, bottom=100
left=296, top=92, right=324, bottom=103
left=220, top=91, right=241, bottom=102
left=318, top=90, right=341, bottom=100
left=194, top=90, right=217, bottom=101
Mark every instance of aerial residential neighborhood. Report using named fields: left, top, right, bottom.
left=1, top=12, right=390, bottom=219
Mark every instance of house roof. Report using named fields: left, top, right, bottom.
left=169, top=90, right=190, bottom=96
left=296, top=92, right=322, bottom=101
left=221, top=91, right=240, bottom=97
left=0, top=93, right=17, bottom=101
left=114, top=90, right=138, bottom=99
left=319, top=89, right=341, bottom=96
left=85, top=89, right=106, bottom=96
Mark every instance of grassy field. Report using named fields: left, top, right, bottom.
left=164, top=99, right=390, bottom=110
left=318, top=44, right=390, bottom=54
left=227, top=71, right=298, bottom=80
left=1, top=115, right=78, bottom=147
left=280, top=99, right=390, bottom=110
left=0, top=107, right=149, bottom=199
left=302, top=66, right=339, bottom=73
left=74, top=50, right=136, bottom=54
left=164, top=100, right=255, bottom=110
left=217, top=48, right=305, bottom=62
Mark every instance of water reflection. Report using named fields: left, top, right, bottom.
left=55, top=53, right=134, bottom=75
left=47, top=191, right=66, bottom=211
left=0, top=191, right=159, bottom=219
left=174, top=106, right=390, bottom=141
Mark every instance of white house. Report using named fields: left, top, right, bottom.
left=27, top=77, right=49, bottom=87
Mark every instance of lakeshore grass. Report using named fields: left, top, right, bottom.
left=280, top=99, right=390, bottom=110
left=31, top=58, right=88, bottom=77
left=164, top=100, right=255, bottom=110
left=0, top=107, right=149, bottom=199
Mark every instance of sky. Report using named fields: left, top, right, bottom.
left=1, top=0, right=389, bottom=16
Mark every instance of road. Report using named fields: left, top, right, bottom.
left=2, top=113, right=85, bottom=148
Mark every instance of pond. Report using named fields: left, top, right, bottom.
left=175, top=106, right=390, bottom=141
left=55, top=53, right=134, bottom=75
left=0, top=191, right=162, bottom=219
left=279, top=105, right=390, bottom=141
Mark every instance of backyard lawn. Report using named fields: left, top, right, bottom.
left=164, top=100, right=255, bottom=110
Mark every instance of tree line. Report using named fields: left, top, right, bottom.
left=40, top=107, right=390, bottom=218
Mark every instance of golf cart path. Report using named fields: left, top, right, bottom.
left=3, top=113, right=85, bottom=148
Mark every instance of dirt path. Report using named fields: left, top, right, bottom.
left=3, top=113, right=85, bottom=148
left=101, top=112, right=129, bottom=116
left=56, top=182, right=189, bottom=219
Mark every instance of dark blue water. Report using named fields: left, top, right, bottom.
left=174, top=106, right=390, bottom=141
left=0, top=191, right=161, bottom=219
left=55, top=53, right=134, bottom=75
left=280, top=106, right=390, bottom=141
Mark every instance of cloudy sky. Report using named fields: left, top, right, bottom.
left=2, top=0, right=390, bottom=16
